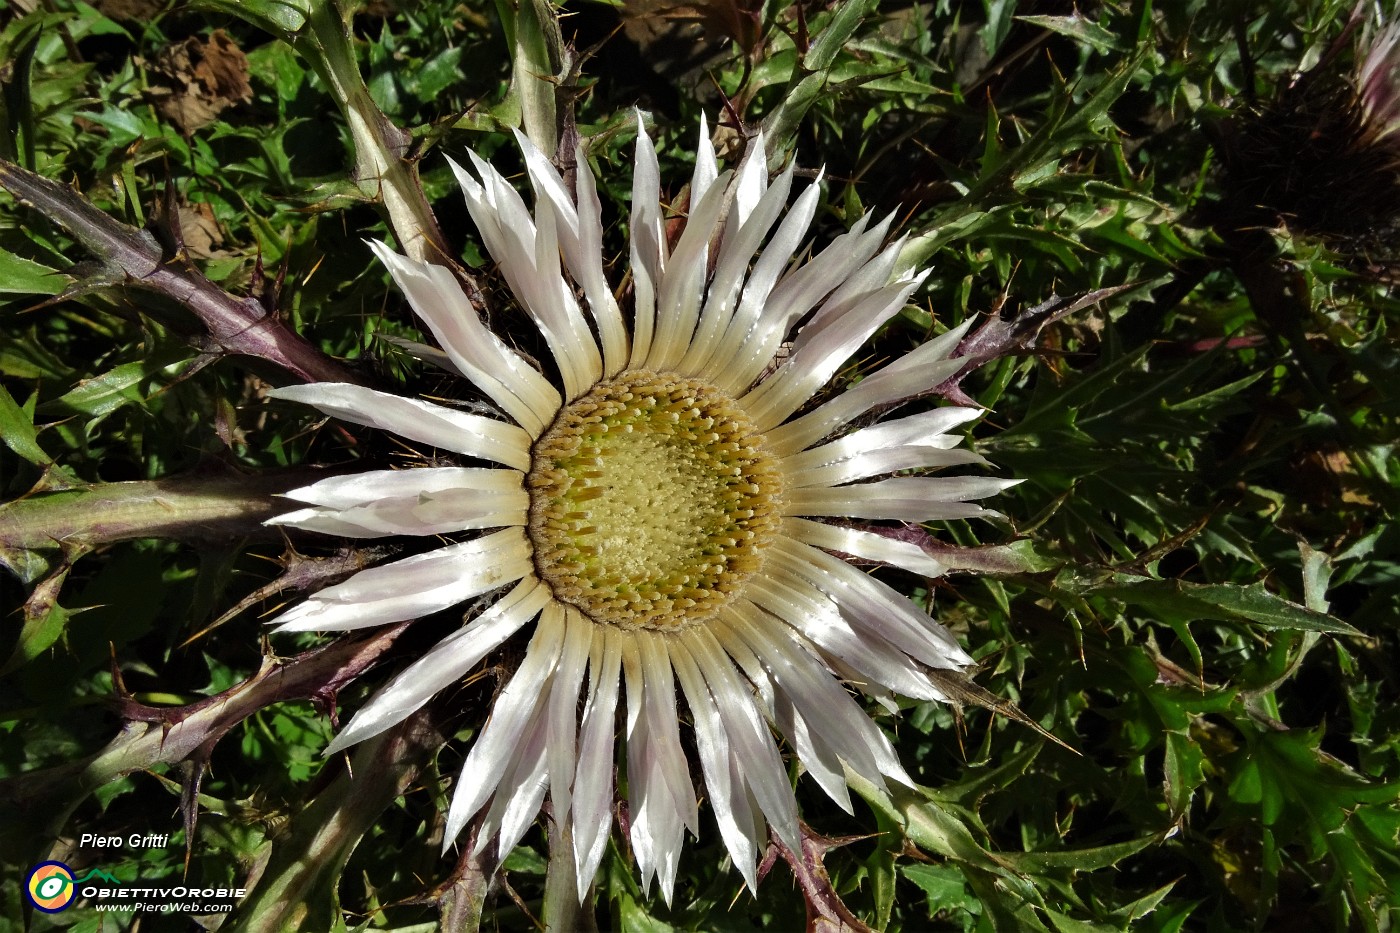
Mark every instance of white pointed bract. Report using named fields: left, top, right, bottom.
left=269, top=118, right=1021, bottom=900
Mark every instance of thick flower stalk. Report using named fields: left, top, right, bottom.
left=266, top=118, right=1019, bottom=900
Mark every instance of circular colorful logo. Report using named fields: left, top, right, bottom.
left=26, top=861, right=76, bottom=913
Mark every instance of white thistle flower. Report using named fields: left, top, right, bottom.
left=267, top=117, right=1019, bottom=901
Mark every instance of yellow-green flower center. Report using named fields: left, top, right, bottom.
left=526, top=370, right=784, bottom=631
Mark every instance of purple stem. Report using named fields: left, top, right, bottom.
left=0, top=159, right=363, bottom=385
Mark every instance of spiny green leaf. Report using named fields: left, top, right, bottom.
left=38, top=352, right=190, bottom=420
left=867, top=836, right=898, bottom=930
left=853, top=773, right=1010, bottom=872
left=0, top=247, right=67, bottom=295
left=964, top=867, right=1054, bottom=933
left=1163, top=731, right=1206, bottom=819
left=1087, top=578, right=1360, bottom=636
left=1000, top=832, right=1168, bottom=873
left=1164, top=369, right=1270, bottom=412
left=617, top=899, right=676, bottom=932
left=4, top=596, right=69, bottom=673
left=0, top=383, right=50, bottom=466
left=193, top=0, right=310, bottom=39
left=804, top=0, right=880, bottom=71
left=902, top=863, right=981, bottom=926
left=1017, top=13, right=1121, bottom=54
left=1041, top=906, right=1118, bottom=933
left=2, top=561, right=80, bottom=674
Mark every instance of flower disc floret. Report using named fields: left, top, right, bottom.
left=527, top=370, right=783, bottom=631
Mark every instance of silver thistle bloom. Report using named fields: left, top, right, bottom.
left=266, top=117, right=1018, bottom=901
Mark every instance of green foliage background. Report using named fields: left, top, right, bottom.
left=1, top=0, right=1398, bottom=930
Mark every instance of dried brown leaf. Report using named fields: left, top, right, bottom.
left=148, top=30, right=253, bottom=134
